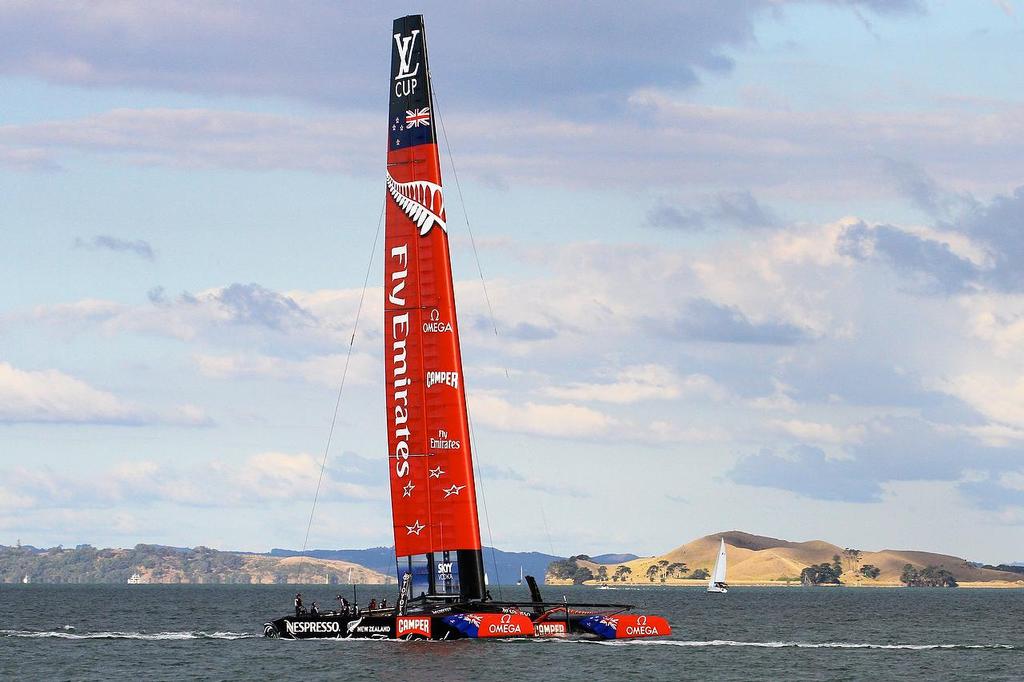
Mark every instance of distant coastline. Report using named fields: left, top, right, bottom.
left=545, top=531, right=1024, bottom=589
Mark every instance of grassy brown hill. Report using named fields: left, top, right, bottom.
left=552, top=531, right=1024, bottom=587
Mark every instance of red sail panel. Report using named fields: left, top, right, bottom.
left=385, top=14, right=482, bottom=558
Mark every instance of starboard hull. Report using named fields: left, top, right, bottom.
left=264, top=606, right=670, bottom=641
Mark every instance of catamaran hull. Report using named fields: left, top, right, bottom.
left=264, top=611, right=670, bottom=641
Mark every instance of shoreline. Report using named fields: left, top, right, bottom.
left=567, top=579, right=1024, bottom=589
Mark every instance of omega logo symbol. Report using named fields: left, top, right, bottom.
left=637, top=616, right=647, bottom=626
left=423, top=308, right=452, bottom=334
left=500, top=613, right=512, bottom=624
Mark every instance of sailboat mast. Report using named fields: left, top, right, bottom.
left=384, top=14, right=485, bottom=601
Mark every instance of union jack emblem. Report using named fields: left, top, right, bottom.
left=459, top=614, right=482, bottom=627
left=405, top=107, right=431, bottom=128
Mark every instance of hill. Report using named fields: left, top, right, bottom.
left=1, top=544, right=393, bottom=585
left=548, top=531, right=1024, bottom=587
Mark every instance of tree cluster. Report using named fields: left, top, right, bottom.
left=801, top=556, right=844, bottom=585
left=546, top=556, right=594, bottom=584
left=900, top=564, right=957, bottom=587
left=858, top=564, right=881, bottom=579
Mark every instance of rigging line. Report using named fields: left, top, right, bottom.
left=539, top=502, right=556, bottom=558
left=433, top=88, right=508, bottom=380
left=302, top=199, right=386, bottom=553
left=466, top=406, right=502, bottom=600
left=434, top=85, right=506, bottom=596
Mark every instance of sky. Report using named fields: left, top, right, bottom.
left=2, top=0, right=1024, bottom=565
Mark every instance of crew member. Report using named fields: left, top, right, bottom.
left=310, top=602, right=320, bottom=616
left=368, top=598, right=377, bottom=610
left=294, top=593, right=303, bottom=617
left=380, top=597, right=388, bottom=609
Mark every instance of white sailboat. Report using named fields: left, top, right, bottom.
left=516, top=566, right=523, bottom=586
left=707, top=538, right=728, bottom=594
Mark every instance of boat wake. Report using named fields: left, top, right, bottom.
left=0, top=629, right=256, bottom=640
left=582, top=639, right=1015, bottom=651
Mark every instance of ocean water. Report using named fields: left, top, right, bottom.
left=1, top=584, right=1021, bottom=681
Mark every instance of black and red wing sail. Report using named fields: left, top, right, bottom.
left=384, top=14, right=485, bottom=599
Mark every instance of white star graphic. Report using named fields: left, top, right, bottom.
left=443, top=484, right=465, bottom=498
left=402, top=481, right=415, bottom=498
left=429, top=466, right=445, bottom=479
left=406, top=520, right=425, bottom=536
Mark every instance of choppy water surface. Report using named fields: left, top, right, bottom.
left=2, top=584, right=1021, bottom=680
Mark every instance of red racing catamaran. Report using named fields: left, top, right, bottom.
left=264, top=14, right=670, bottom=641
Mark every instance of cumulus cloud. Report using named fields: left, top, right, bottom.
left=74, top=235, right=155, bottom=261
left=0, top=361, right=209, bottom=426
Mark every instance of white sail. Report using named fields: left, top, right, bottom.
left=707, top=538, right=728, bottom=593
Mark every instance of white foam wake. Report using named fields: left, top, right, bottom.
left=584, top=639, right=1015, bottom=650
left=0, top=629, right=256, bottom=640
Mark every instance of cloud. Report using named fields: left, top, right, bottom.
left=837, top=221, right=980, bottom=294
left=541, top=364, right=728, bottom=404
left=959, top=186, right=1024, bottom=292
left=730, top=444, right=883, bottom=502
left=836, top=184, right=1024, bottom=294
left=647, top=190, right=779, bottom=232
left=770, top=418, right=866, bottom=445
left=0, top=452, right=381, bottom=512
left=649, top=297, right=812, bottom=345
left=0, top=361, right=209, bottom=426
left=881, top=158, right=978, bottom=220
left=729, top=417, right=1016, bottom=504
left=933, top=373, right=1024, bottom=430
left=26, top=283, right=325, bottom=349
left=959, top=473, right=1024, bottom=511
left=469, top=391, right=617, bottom=439
left=74, top=235, right=155, bottom=261
left=0, top=108, right=377, bottom=174
left=0, top=1, right=918, bottom=110
left=480, top=464, right=590, bottom=498
left=194, top=351, right=377, bottom=388
left=4, top=96, right=1022, bottom=201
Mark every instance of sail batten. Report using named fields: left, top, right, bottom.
left=384, top=14, right=484, bottom=600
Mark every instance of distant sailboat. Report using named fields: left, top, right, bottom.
left=707, top=538, right=728, bottom=594
left=516, top=566, right=523, bottom=586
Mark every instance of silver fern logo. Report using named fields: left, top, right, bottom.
left=386, top=171, right=446, bottom=236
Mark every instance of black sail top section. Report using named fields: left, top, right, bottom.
left=389, top=15, right=437, bottom=152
